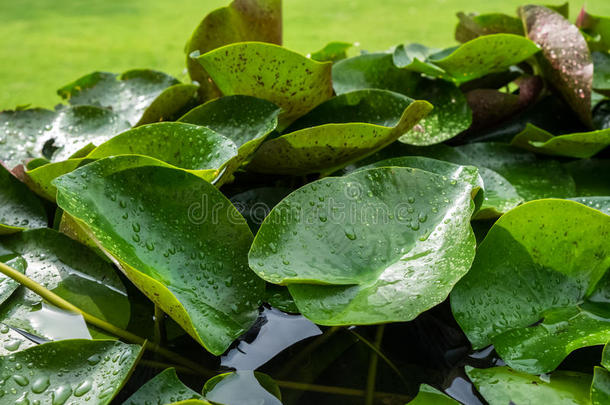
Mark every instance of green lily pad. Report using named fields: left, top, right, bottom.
left=451, top=199, right=610, bottom=374
left=0, top=228, right=130, bottom=340
left=392, top=43, right=448, bottom=78
left=203, top=371, right=282, bottom=404
left=520, top=5, right=593, bottom=127
left=185, top=0, right=281, bottom=100
left=123, top=368, right=206, bottom=405
left=593, top=52, right=610, bottom=96
left=0, top=256, right=26, bottom=306
left=408, top=384, right=458, bottom=404
left=564, top=159, right=610, bottom=196
left=57, top=70, right=196, bottom=126
left=24, top=158, right=91, bottom=202
left=247, top=92, right=431, bottom=175
left=568, top=197, right=610, bottom=215
left=0, top=339, right=142, bottom=405
left=466, top=366, right=592, bottom=405
left=592, top=343, right=610, bottom=405
left=229, top=187, right=293, bottom=233
left=54, top=156, right=264, bottom=354
left=249, top=167, right=477, bottom=325
left=0, top=324, right=36, bottom=355
left=511, top=123, right=610, bottom=158
left=310, top=41, right=353, bottom=63
left=197, top=42, right=333, bottom=126
left=577, top=7, right=610, bottom=52
left=455, top=12, right=524, bottom=43
left=0, top=164, right=47, bottom=233
left=332, top=53, right=471, bottom=144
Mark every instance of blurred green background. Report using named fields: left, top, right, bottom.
left=1, top=0, right=609, bottom=110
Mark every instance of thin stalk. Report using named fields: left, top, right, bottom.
left=275, top=380, right=412, bottom=401
left=364, top=325, right=384, bottom=405
left=0, top=260, right=213, bottom=377
left=139, top=359, right=198, bottom=375
left=153, top=305, right=165, bottom=346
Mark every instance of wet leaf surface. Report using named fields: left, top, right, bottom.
left=123, top=368, right=206, bottom=405
left=0, top=165, right=47, bottom=233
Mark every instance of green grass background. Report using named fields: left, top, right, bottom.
left=1, top=0, right=609, bottom=110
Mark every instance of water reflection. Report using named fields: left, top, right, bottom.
left=29, top=303, right=91, bottom=340
left=205, top=371, right=282, bottom=405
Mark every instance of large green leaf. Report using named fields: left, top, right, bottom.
left=451, top=199, right=610, bottom=373
left=247, top=91, right=431, bottom=175
left=593, top=51, right=610, bottom=96
left=0, top=165, right=47, bottom=234
left=24, top=158, right=91, bottom=202
left=455, top=12, right=524, bottom=42
left=0, top=339, right=142, bottom=405
left=249, top=167, right=477, bottom=325
left=197, top=42, right=332, bottom=126
left=564, top=159, right=610, bottom=196
left=332, top=53, right=471, bottom=144
left=576, top=7, right=610, bottom=52
left=123, top=368, right=206, bottom=405
left=408, top=384, right=458, bottom=404
left=0, top=323, right=36, bottom=355
left=466, top=366, right=592, bottom=405
left=0, top=255, right=25, bottom=306
left=392, top=43, right=449, bottom=79
left=310, top=41, right=353, bottom=63
left=520, top=5, right=593, bottom=127
left=185, top=0, right=281, bottom=100
left=0, top=229, right=130, bottom=340
left=57, top=70, right=197, bottom=126
left=0, top=106, right=130, bottom=167
left=203, top=371, right=282, bottom=404
left=592, top=343, right=610, bottom=405
left=511, top=123, right=610, bottom=158
left=54, top=156, right=264, bottom=354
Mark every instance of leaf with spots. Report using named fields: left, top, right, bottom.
left=247, top=90, right=432, bottom=175
left=197, top=42, right=332, bottom=127
left=451, top=199, right=610, bottom=374
left=0, top=339, right=142, bottom=405
left=53, top=156, right=264, bottom=354
left=0, top=164, right=47, bottom=234
left=249, top=167, right=477, bottom=325
left=123, top=368, right=208, bottom=405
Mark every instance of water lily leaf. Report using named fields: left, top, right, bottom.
left=592, top=343, right=610, bottom=404
left=310, top=41, right=353, bottom=63
left=451, top=199, right=610, bottom=373
left=520, top=5, right=593, bottom=127
left=392, top=43, right=448, bottom=78
left=230, top=187, right=293, bottom=233
left=511, top=123, right=610, bottom=158
left=0, top=164, right=47, bottom=234
left=474, top=167, right=523, bottom=219
left=57, top=70, right=196, bottom=126
left=0, top=229, right=130, bottom=340
left=123, top=368, right=206, bottom=405
left=332, top=53, right=471, bottom=144
left=0, top=256, right=25, bottom=306
left=0, top=106, right=129, bottom=168
left=564, top=159, right=610, bottom=196
left=203, top=371, right=282, bottom=404
left=87, top=122, right=238, bottom=182
left=0, top=339, right=142, bottom=405
left=247, top=91, right=431, bottom=175
left=466, top=366, right=592, bottom=405
left=577, top=6, right=610, bottom=52
left=197, top=42, right=333, bottom=126
left=264, top=284, right=299, bottom=313
left=455, top=12, right=524, bottom=43
left=185, top=0, right=281, bottom=100
left=249, top=167, right=477, bottom=325
left=24, top=158, right=91, bottom=202
left=0, top=324, right=36, bottom=355
left=593, top=52, right=610, bottom=96
left=54, top=156, right=264, bottom=354
left=408, top=384, right=458, bottom=404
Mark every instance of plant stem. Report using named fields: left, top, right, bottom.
left=153, top=305, right=165, bottom=346
left=139, top=359, right=198, bottom=375
left=364, top=325, right=384, bottom=405
left=0, top=260, right=213, bottom=377
left=275, top=379, right=411, bottom=401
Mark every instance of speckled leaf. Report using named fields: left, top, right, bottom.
left=0, top=229, right=130, bottom=340
left=185, top=0, right=281, bottom=100
left=451, top=200, right=610, bottom=373
left=249, top=167, right=477, bottom=325
left=0, top=164, right=47, bottom=233
left=57, top=70, right=194, bottom=126
left=511, top=123, right=610, bottom=158
left=203, top=371, right=282, bottom=404
left=332, top=53, right=471, bottom=144
left=408, top=384, right=459, bottom=404
left=53, top=156, right=264, bottom=354
left=310, top=41, right=352, bottom=63
left=466, top=366, right=592, bottom=405
left=455, top=12, right=524, bottom=43
left=247, top=91, right=431, bottom=175
left=197, top=42, right=332, bottom=126
left=123, top=368, right=206, bottom=405
left=0, top=106, right=129, bottom=167
left=520, top=5, right=593, bottom=127
left=0, top=339, right=142, bottom=405
left=87, top=122, right=238, bottom=182
left=577, top=7, right=610, bottom=52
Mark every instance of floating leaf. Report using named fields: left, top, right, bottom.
left=593, top=51, right=610, bottom=97
left=0, top=324, right=36, bottom=355
left=451, top=199, right=610, bottom=373
left=564, top=159, right=610, bottom=196
left=592, top=343, right=610, bottom=405
left=249, top=167, right=476, bottom=325
left=512, top=123, right=610, bottom=158
left=466, top=366, right=592, bottom=405
left=185, top=0, right=282, bottom=100
left=203, top=371, right=282, bottom=404
left=392, top=43, right=448, bottom=78
left=455, top=12, right=524, bottom=43
left=123, top=368, right=206, bottom=405
left=0, top=164, right=47, bottom=233
left=577, top=6, right=610, bottom=52
left=0, top=256, right=26, bottom=306
left=197, top=42, right=333, bottom=126
left=310, top=41, right=353, bottom=63
left=409, top=384, right=458, bottom=404
left=520, top=5, right=593, bottom=127
left=247, top=91, right=431, bottom=175
left=58, top=70, right=196, bottom=126
left=24, top=158, right=90, bottom=202
left=54, top=156, right=264, bottom=354
left=0, top=339, right=142, bottom=405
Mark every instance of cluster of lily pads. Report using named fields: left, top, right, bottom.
left=0, top=0, right=610, bottom=404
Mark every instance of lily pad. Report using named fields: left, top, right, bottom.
left=392, top=43, right=448, bottom=78
left=592, top=343, right=610, bottom=405
left=409, top=384, right=458, bottom=404
left=0, top=339, right=142, bottom=405
left=564, top=159, right=610, bottom=196
left=54, top=156, right=264, bottom=354
left=249, top=167, right=477, bottom=325
left=451, top=199, right=610, bottom=373
left=0, top=164, right=47, bottom=233
left=0, top=255, right=26, bottom=306
left=568, top=197, right=610, bottom=215
left=455, top=12, right=524, bottom=42
left=123, top=368, right=206, bottom=405
left=185, top=0, right=282, bottom=100
left=197, top=42, right=333, bottom=126
left=24, top=158, right=91, bottom=202
left=203, top=371, right=282, bottom=404
left=577, top=7, right=610, bottom=52
left=310, top=41, right=353, bottom=62
left=0, top=324, right=36, bottom=355
left=593, top=51, right=610, bottom=96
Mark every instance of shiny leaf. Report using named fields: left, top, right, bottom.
left=0, top=165, right=47, bottom=233
left=123, top=368, right=206, bottom=405
left=310, top=41, right=353, bottom=62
